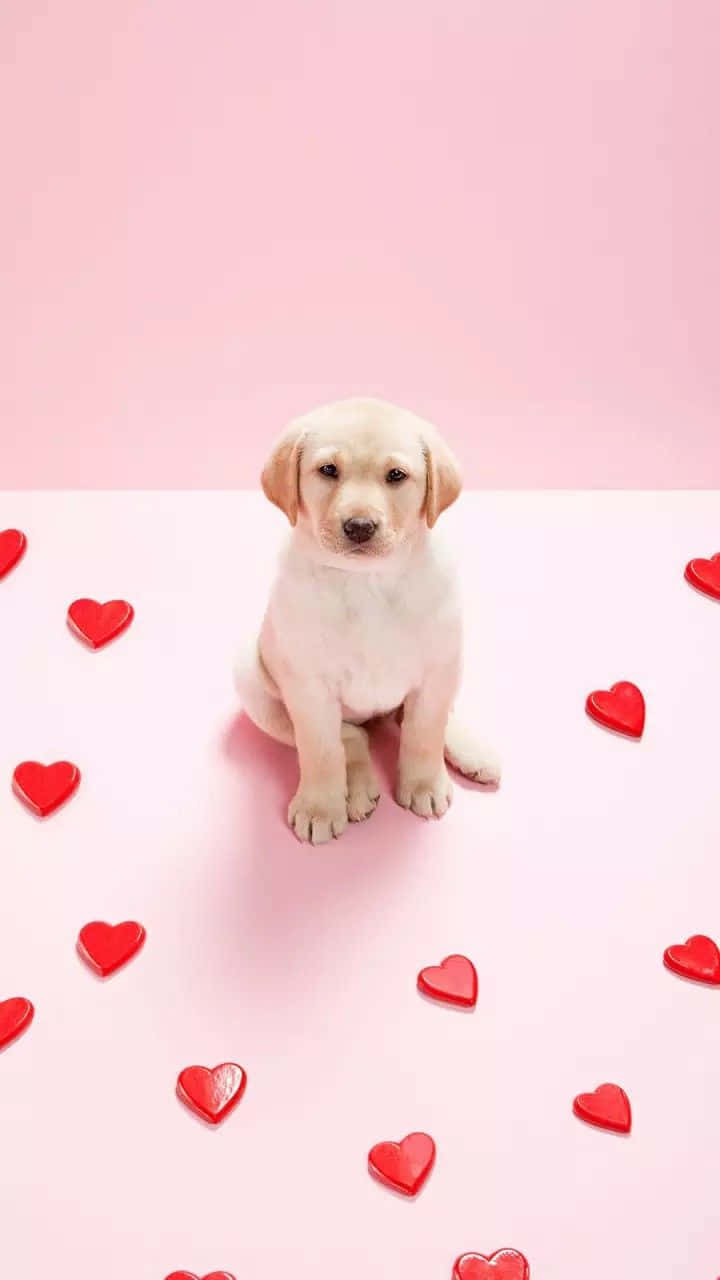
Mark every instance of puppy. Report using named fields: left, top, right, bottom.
left=236, top=396, right=500, bottom=844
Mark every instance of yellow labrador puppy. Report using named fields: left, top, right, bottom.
left=236, top=396, right=500, bottom=843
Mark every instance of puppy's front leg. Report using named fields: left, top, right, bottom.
left=396, top=667, right=457, bottom=818
left=285, top=684, right=347, bottom=845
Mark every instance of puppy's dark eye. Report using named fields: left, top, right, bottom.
left=319, top=463, right=339, bottom=479
left=386, top=468, right=407, bottom=484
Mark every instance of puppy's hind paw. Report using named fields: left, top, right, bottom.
left=346, top=762, right=381, bottom=823
left=444, top=716, right=502, bottom=785
left=447, top=746, right=502, bottom=785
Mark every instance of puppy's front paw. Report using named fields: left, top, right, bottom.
left=288, top=786, right=348, bottom=845
left=395, top=764, right=453, bottom=818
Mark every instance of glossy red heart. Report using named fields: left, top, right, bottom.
left=0, top=997, right=34, bottom=1050
left=585, top=681, right=645, bottom=738
left=13, top=761, right=81, bottom=817
left=165, top=1273, right=235, bottom=1279
left=454, top=1249, right=529, bottom=1280
left=368, top=1132, right=436, bottom=1196
left=77, top=921, right=146, bottom=977
left=0, top=529, right=26, bottom=579
left=418, top=955, right=477, bottom=1008
left=685, top=553, right=720, bottom=601
left=573, top=1083, right=631, bottom=1133
left=67, top=598, right=135, bottom=649
left=177, top=1064, right=247, bottom=1125
left=664, top=934, right=720, bottom=986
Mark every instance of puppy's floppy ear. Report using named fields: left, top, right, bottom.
left=423, top=428, right=462, bottom=527
left=261, top=423, right=304, bottom=526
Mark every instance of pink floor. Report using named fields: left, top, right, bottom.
left=1, top=490, right=719, bottom=1278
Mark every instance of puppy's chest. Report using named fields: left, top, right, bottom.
left=295, top=580, right=434, bottom=714
left=335, top=621, right=417, bottom=717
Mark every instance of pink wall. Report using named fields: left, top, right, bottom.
left=2, top=0, right=719, bottom=489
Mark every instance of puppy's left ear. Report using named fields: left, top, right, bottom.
left=423, top=429, right=462, bottom=527
left=261, top=424, right=304, bottom=526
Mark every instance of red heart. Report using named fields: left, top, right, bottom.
left=13, top=761, right=81, bottom=817
left=177, top=1064, right=247, bottom=1125
left=454, top=1250, right=529, bottom=1280
left=368, top=1132, right=436, bottom=1196
left=165, top=1273, right=235, bottom=1279
left=67, top=598, right=135, bottom=649
left=0, top=997, right=34, bottom=1050
left=0, top=529, right=26, bottom=579
left=77, top=921, right=146, bottom=977
left=585, top=681, right=645, bottom=738
left=685, top=553, right=720, bottom=601
left=418, top=955, right=477, bottom=1008
left=573, top=1083, right=631, bottom=1133
left=664, top=934, right=720, bottom=986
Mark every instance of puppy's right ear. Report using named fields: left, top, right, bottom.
left=261, top=424, right=304, bottom=526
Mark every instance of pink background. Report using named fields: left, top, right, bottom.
left=1, top=488, right=719, bottom=1278
left=3, top=0, right=720, bottom=489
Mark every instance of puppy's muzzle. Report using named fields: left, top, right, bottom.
left=342, top=517, right=377, bottom=544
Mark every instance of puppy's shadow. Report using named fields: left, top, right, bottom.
left=223, top=710, right=298, bottom=819
left=198, top=712, right=423, bottom=1011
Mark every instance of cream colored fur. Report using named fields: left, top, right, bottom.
left=236, top=396, right=500, bottom=844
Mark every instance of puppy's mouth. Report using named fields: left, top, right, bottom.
left=344, top=537, right=391, bottom=558
left=315, top=528, right=394, bottom=561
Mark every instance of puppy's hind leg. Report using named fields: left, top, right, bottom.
left=235, top=644, right=296, bottom=747
left=444, top=712, right=502, bottom=785
left=343, top=723, right=380, bottom=822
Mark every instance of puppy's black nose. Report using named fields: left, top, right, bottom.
left=343, top=517, right=377, bottom=544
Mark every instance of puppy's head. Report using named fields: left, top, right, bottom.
left=261, top=397, right=461, bottom=567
